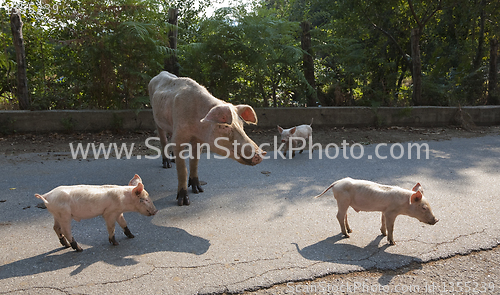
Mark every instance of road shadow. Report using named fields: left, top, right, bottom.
left=0, top=224, right=210, bottom=280
left=294, top=234, right=423, bottom=284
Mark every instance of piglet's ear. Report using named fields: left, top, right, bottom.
left=128, top=174, right=142, bottom=186
left=236, top=105, right=258, bottom=125
left=412, top=183, right=423, bottom=193
left=201, top=105, right=233, bottom=125
left=290, top=127, right=297, bottom=135
left=132, top=182, right=144, bottom=196
left=278, top=126, right=283, bottom=133
left=410, top=191, right=422, bottom=203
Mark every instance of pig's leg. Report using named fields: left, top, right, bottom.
left=336, top=203, right=351, bottom=237
left=380, top=213, right=387, bottom=236
left=174, top=143, right=190, bottom=206
left=305, top=136, right=312, bottom=154
left=53, top=218, right=70, bottom=248
left=384, top=213, right=397, bottom=245
left=157, top=126, right=172, bottom=169
left=103, top=212, right=120, bottom=245
left=344, top=214, right=352, bottom=233
left=59, top=217, right=82, bottom=252
left=116, top=213, right=134, bottom=239
left=188, top=143, right=204, bottom=194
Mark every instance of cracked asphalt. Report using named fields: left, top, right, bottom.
left=1, top=135, right=499, bottom=294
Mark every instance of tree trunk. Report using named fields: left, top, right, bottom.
left=487, top=38, right=499, bottom=104
left=164, top=8, right=179, bottom=76
left=473, top=0, right=486, bottom=70
left=10, top=8, right=30, bottom=110
left=300, top=21, right=317, bottom=107
left=411, top=27, right=423, bottom=105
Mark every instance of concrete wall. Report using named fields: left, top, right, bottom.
left=1, top=106, right=499, bottom=133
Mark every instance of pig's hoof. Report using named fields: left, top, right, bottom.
left=162, top=158, right=172, bottom=169
left=177, top=189, right=190, bottom=206
left=124, top=226, right=135, bottom=239
left=109, top=236, right=120, bottom=246
left=59, top=237, right=71, bottom=248
left=70, top=239, right=83, bottom=252
left=189, top=177, right=204, bottom=194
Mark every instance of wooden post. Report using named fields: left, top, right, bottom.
left=300, top=21, right=317, bottom=107
left=10, top=8, right=30, bottom=110
left=164, top=8, right=179, bottom=76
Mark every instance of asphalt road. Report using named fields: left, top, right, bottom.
left=1, top=135, right=499, bottom=294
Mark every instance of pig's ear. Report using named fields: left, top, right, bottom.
left=412, top=183, right=423, bottom=193
left=277, top=126, right=283, bottom=134
left=236, top=105, right=258, bottom=125
left=410, top=191, right=422, bottom=203
left=132, top=182, right=144, bottom=196
left=290, top=127, right=297, bottom=135
left=201, top=105, right=233, bottom=125
left=128, top=174, right=142, bottom=186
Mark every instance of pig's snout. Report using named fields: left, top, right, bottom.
left=149, top=209, right=158, bottom=216
left=251, top=151, right=266, bottom=165
left=428, top=217, right=439, bottom=225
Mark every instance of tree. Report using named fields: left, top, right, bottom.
left=487, top=38, right=499, bottom=104
left=408, top=0, right=442, bottom=105
left=10, top=8, right=30, bottom=109
left=301, top=20, right=317, bottom=107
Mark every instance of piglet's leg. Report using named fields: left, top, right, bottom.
left=116, top=213, right=134, bottom=239
left=58, top=216, right=82, bottom=251
left=70, top=238, right=83, bottom=252
left=345, top=214, right=352, bottom=233
left=336, top=203, right=351, bottom=238
left=384, top=213, right=397, bottom=245
left=104, top=213, right=119, bottom=245
left=53, top=218, right=70, bottom=248
left=380, top=213, right=387, bottom=236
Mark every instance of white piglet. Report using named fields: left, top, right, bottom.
left=35, top=174, right=157, bottom=252
left=277, top=118, right=313, bottom=158
left=314, top=177, right=438, bottom=245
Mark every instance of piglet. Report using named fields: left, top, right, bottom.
left=35, top=174, right=157, bottom=252
left=314, top=177, right=438, bottom=245
left=277, top=118, right=313, bottom=157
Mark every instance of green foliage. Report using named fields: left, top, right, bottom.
left=0, top=0, right=499, bottom=108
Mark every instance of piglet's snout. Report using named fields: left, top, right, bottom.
left=428, top=217, right=439, bottom=225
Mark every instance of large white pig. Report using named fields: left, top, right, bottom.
left=35, top=174, right=157, bottom=252
left=314, top=177, right=438, bottom=245
left=149, top=71, right=266, bottom=206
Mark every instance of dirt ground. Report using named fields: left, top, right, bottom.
left=1, top=126, right=499, bottom=294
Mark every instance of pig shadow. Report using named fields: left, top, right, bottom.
left=294, top=234, right=422, bottom=285
left=0, top=224, right=210, bottom=280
